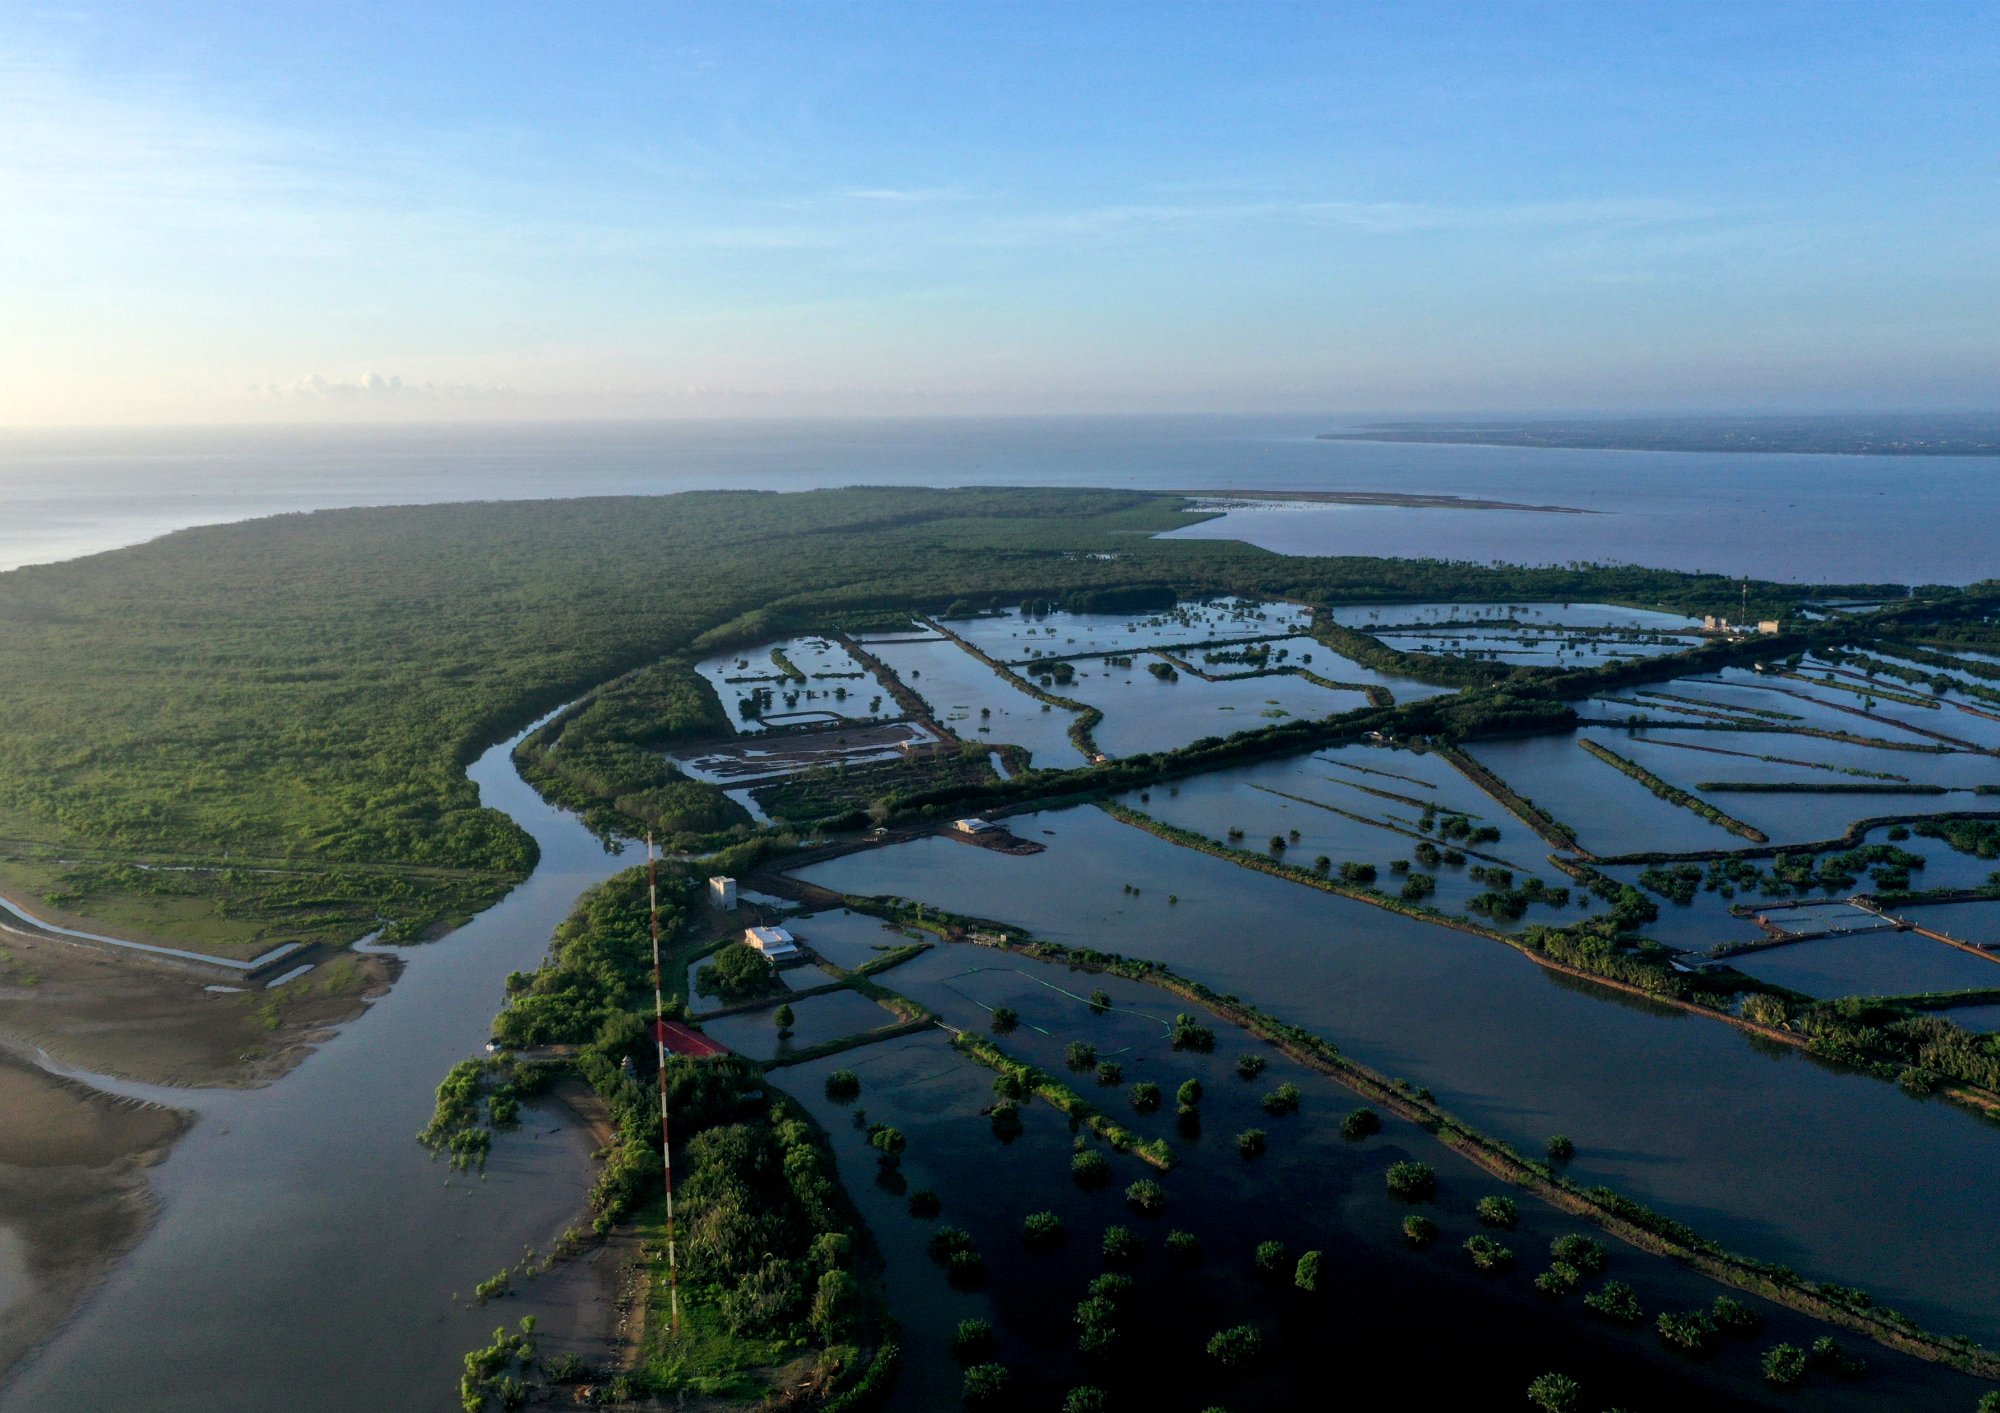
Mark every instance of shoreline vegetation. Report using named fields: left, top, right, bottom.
left=1577, top=739, right=1770, bottom=842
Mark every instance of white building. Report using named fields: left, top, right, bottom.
left=744, top=925, right=800, bottom=960
left=709, top=876, right=737, bottom=909
left=954, top=817, right=1000, bottom=834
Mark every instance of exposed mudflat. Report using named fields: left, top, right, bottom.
left=0, top=1051, right=190, bottom=1377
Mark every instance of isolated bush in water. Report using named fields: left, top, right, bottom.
left=1237, top=1052, right=1267, bottom=1080
left=1584, top=1280, right=1644, bottom=1326
left=823, top=1070, right=860, bottom=1102
left=1064, top=1388, right=1108, bottom=1413
left=1176, top=1078, right=1204, bottom=1108
left=1166, top=1229, right=1202, bottom=1268
left=1125, top=1179, right=1166, bottom=1216
left=1128, top=1081, right=1161, bottom=1115
left=1550, top=1234, right=1606, bottom=1274
left=1066, top=1041, right=1098, bottom=1071
left=1022, top=1210, right=1065, bottom=1250
left=1546, top=1133, right=1575, bottom=1161
left=1294, top=1249, right=1324, bottom=1293
left=1463, top=1235, right=1514, bottom=1273
left=1534, top=1262, right=1581, bottom=1297
left=1386, top=1161, right=1435, bottom=1200
left=1402, top=1215, right=1438, bottom=1248
left=1072, top=1150, right=1112, bottom=1189
left=907, top=1189, right=941, bottom=1218
left=962, top=1363, right=1010, bottom=1408
left=951, top=1318, right=996, bottom=1365
left=1761, top=1342, right=1807, bottom=1388
left=1262, top=1082, right=1301, bottom=1117
left=1655, top=1309, right=1717, bottom=1352
left=1095, top=1061, right=1123, bottom=1087
left=1711, top=1296, right=1762, bottom=1337
left=1236, top=1128, right=1267, bottom=1158
left=927, top=1227, right=975, bottom=1265
left=1340, top=1107, right=1380, bottom=1140
left=1475, top=1195, right=1517, bottom=1229
left=1207, top=1324, right=1263, bottom=1368
left=989, top=1006, right=1019, bottom=1033
left=1253, top=1240, right=1287, bottom=1276
left=1101, top=1225, right=1142, bottom=1266
left=1526, top=1372, right=1581, bottom=1413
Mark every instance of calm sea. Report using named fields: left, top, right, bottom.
left=0, top=416, right=1993, bottom=583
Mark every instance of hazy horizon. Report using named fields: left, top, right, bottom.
left=5, top=2, right=1997, bottom=427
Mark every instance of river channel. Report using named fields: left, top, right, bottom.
left=0, top=723, right=625, bottom=1413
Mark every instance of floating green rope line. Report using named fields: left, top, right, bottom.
left=936, top=966, right=1174, bottom=1052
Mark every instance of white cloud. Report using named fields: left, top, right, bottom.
left=248, top=373, right=516, bottom=404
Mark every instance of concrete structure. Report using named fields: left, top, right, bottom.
left=954, top=817, right=1000, bottom=834
left=1703, top=616, right=1781, bottom=636
left=709, top=876, right=738, bottom=909
left=744, top=925, right=800, bottom=960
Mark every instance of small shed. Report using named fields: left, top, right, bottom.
left=955, top=817, right=1000, bottom=834
left=744, top=925, right=800, bottom=960
left=709, top=876, right=738, bottom=909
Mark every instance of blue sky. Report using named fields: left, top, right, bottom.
left=3, top=2, right=1995, bottom=423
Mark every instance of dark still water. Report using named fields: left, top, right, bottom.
left=0, top=727, right=628, bottom=1413
left=2, top=416, right=1994, bottom=582
left=794, top=804, right=2000, bottom=1348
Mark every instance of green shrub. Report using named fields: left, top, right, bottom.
left=824, top=1070, right=861, bottom=1102
left=1464, top=1234, right=1513, bottom=1272
left=1549, top=1234, right=1606, bottom=1274
left=962, top=1363, right=1010, bottom=1407
left=1402, top=1215, right=1438, bottom=1248
left=923, top=1226, right=971, bottom=1261
left=1095, top=1061, right=1123, bottom=1087
left=907, top=1189, right=941, bottom=1218
left=1294, top=1249, right=1324, bottom=1293
left=1064, top=1387, right=1108, bottom=1413
left=1170, top=1014, right=1216, bottom=1051
left=1166, top=1229, right=1202, bottom=1268
left=1546, top=1133, right=1574, bottom=1161
left=1584, top=1280, right=1643, bottom=1326
left=1177, top=1078, right=1204, bottom=1108
left=870, top=1126, right=906, bottom=1165
left=1761, top=1342, right=1807, bottom=1388
left=1237, top=1053, right=1268, bottom=1080
left=1072, top=1150, right=1112, bottom=1189
left=1534, top=1262, right=1580, bottom=1297
left=1207, top=1324, right=1263, bottom=1368
left=989, top=1007, right=1019, bottom=1033
left=773, top=1003, right=794, bottom=1033
left=1527, top=1372, right=1581, bottom=1413
left=1711, top=1295, right=1762, bottom=1337
left=1253, top=1240, right=1287, bottom=1276
left=1066, top=1041, right=1098, bottom=1071
left=951, top=1319, right=996, bottom=1365
left=1655, top=1309, right=1716, bottom=1352
left=1475, top=1195, right=1517, bottom=1229
left=1386, top=1161, right=1435, bottom=1200
left=1129, top=1081, right=1162, bottom=1115
left=1810, top=1335, right=1866, bottom=1379
left=1125, top=1179, right=1166, bottom=1216
left=1236, top=1128, right=1267, bottom=1158
left=1340, top=1107, right=1381, bottom=1140
left=1262, top=1082, right=1302, bottom=1116
left=946, top=1249, right=985, bottom=1287
left=1087, top=989, right=1112, bottom=1013
left=1023, top=1211, right=1065, bottom=1250
left=1101, top=1225, right=1142, bottom=1266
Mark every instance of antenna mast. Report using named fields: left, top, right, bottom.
left=649, top=834, right=681, bottom=1334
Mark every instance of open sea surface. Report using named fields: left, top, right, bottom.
left=1, top=416, right=1995, bottom=582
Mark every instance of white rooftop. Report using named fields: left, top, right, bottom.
left=744, top=925, right=800, bottom=958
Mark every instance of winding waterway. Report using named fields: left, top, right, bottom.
left=0, top=724, right=624, bottom=1413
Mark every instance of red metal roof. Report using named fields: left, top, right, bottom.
left=655, top=1018, right=730, bottom=1058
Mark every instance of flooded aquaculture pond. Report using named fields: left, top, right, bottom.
left=867, top=636, right=1088, bottom=769
left=1728, top=932, right=2000, bottom=999
left=767, top=939, right=1972, bottom=1411
left=794, top=804, right=2000, bottom=1347
left=0, top=724, right=629, bottom=1413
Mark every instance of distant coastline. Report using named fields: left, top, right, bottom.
left=1176, top=489, right=1595, bottom=514
left=1320, top=415, right=2000, bottom=457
